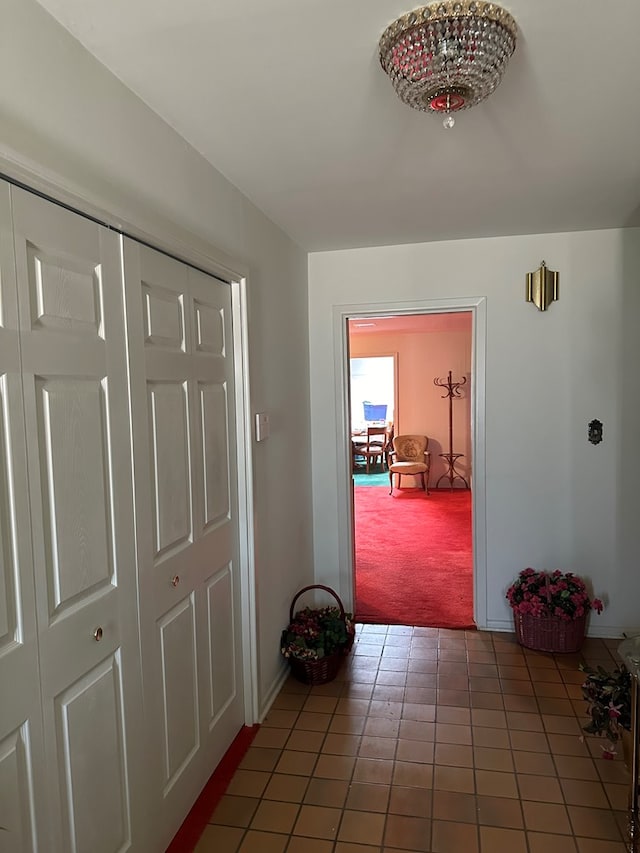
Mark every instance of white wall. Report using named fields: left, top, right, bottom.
left=309, top=228, right=640, bottom=637
left=2, top=0, right=312, bottom=711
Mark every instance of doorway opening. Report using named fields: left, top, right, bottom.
left=347, top=311, right=474, bottom=629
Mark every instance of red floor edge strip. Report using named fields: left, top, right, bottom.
left=165, top=724, right=260, bottom=853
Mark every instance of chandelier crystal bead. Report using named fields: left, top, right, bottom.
left=379, top=1, right=517, bottom=121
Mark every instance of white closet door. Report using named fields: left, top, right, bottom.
left=11, top=188, right=147, bottom=853
left=0, top=184, right=47, bottom=850
left=123, top=241, right=244, bottom=849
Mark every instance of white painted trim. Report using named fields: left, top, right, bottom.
left=333, top=297, right=487, bottom=627
left=0, top=150, right=259, bottom=727
left=233, top=278, right=259, bottom=725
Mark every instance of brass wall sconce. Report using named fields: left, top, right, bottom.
left=526, top=260, right=559, bottom=311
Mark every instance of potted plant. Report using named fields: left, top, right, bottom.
left=281, top=585, right=354, bottom=685
left=505, top=568, right=603, bottom=653
left=580, top=662, right=632, bottom=761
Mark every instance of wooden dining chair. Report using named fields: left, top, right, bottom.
left=359, top=425, right=388, bottom=474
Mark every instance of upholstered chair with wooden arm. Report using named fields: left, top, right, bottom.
left=388, top=434, right=430, bottom=495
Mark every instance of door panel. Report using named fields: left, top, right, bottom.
left=55, top=654, right=129, bottom=853
left=205, top=565, right=235, bottom=723
left=0, top=722, right=38, bottom=852
left=35, top=376, right=113, bottom=612
left=11, top=187, right=146, bottom=852
left=199, top=382, right=230, bottom=529
left=159, top=594, right=199, bottom=793
left=0, top=182, right=45, bottom=851
left=148, top=380, right=192, bottom=557
left=123, top=241, right=243, bottom=848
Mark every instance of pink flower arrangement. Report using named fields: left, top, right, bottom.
left=506, top=568, right=603, bottom=622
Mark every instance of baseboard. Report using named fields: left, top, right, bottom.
left=259, top=662, right=290, bottom=722
left=484, top=618, right=635, bottom=641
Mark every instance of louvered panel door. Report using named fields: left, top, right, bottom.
left=11, top=188, right=147, bottom=853
left=0, top=182, right=47, bottom=851
left=123, top=241, right=243, bottom=850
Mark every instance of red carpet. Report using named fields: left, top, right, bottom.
left=355, top=487, right=474, bottom=629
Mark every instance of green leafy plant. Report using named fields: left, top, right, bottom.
left=281, top=605, right=354, bottom=662
left=580, top=662, right=631, bottom=759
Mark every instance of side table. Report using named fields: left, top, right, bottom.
left=618, top=636, right=640, bottom=852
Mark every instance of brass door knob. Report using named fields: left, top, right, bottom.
left=171, top=575, right=180, bottom=587
left=93, top=627, right=103, bottom=642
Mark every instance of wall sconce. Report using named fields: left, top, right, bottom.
left=526, top=260, right=559, bottom=311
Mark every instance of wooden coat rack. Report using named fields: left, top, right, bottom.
left=433, top=370, right=470, bottom=490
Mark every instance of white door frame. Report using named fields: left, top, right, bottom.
left=0, top=150, right=259, bottom=724
left=333, top=297, right=488, bottom=629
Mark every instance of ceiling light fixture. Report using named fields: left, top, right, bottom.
left=378, top=1, right=517, bottom=128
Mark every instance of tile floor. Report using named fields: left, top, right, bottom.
left=194, top=624, right=633, bottom=852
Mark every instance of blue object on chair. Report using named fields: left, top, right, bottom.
left=363, top=402, right=387, bottom=421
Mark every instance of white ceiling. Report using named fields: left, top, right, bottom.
left=35, top=0, right=640, bottom=252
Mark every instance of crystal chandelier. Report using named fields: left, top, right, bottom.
left=378, top=1, right=517, bottom=128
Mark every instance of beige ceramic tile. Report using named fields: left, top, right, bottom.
left=567, top=806, right=623, bottom=841
left=434, top=722, right=472, bottom=744
left=396, top=738, right=434, bottom=764
left=313, top=754, right=355, bottom=780
left=194, top=824, right=244, bottom=852
left=431, top=819, right=479, bottom=853
left=226, top=769, right=271, bottom=798
left=252, top=727, right=290, bottom=749
left=475, top=769, right=519, bottom=799
left=516, top=773, right=563, bottom=803
left=285, top=729, right=325, bottom=753
left=210, top=794, right=260, bottom=827
left=238, top=829, right=289, bottom=852
left=398, top=720, right=436, bottom=742
left=286, top=838, right=335, bottom=853
left=433, top=765, right=475, bottom=794
left=474, top=747, right=514, bottom=772
left=352, top=757, right=395, bottom=784
left=388, top=785, right=432, bottom=818
left=292, top=805, right=341, bottom=840
left=249, top=800, right=299, bottom=834
left=435, top=742, right=474, bottom=767
left=345, top=781, right=390, bottom=812
left=522, top=801, right=572, bottom=834
left=431, top=789, right=477, bottom=823
left=476, top=794, right=523, bottom=829
left=512, top=749, right=556, bottom=775
left=274, top=750, right=317, bottom=777
left=338, top=810, right=386, bottom=845
left=561, top=778, right=610, bottom=808
left=473, top=726, right=511, bottom=750
left=263, top=773, right=308, bottom=803
left=303, top=778, right=349, bottom=809
left=479, top=826, right=527, bottom=852
left=393, top=761, right=434, bottom=788
left=384, top=814, right=432, bottom=851
left=527, top=831, right=579, bottom=853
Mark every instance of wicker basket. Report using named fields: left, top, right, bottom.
left=513, top=611, right=586, bottom=654
left=285, top=585, right=354, bottom=686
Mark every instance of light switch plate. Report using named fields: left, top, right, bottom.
left=255, top=412, right=270, bottom=441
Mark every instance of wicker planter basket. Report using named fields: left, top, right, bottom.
left=513, top=611, right=586, bottom=654
left=285, top=585, right=354, bottom=686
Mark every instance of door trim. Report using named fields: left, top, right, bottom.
left=333, top=297, right=488, bottom=629
left=0, top=150, right=259, bottom=725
